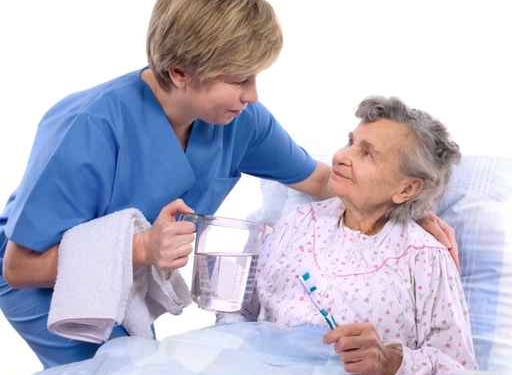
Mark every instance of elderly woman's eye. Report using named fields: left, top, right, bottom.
left=361, top=148, right=372, bottom=158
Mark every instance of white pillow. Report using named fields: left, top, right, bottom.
left=437, top=156, right=512, bottom=371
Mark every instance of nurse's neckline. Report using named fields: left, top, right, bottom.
left=139, top=67, right=193, bottom=150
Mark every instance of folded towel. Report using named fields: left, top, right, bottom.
left=47, top=208, right=192, bottom=343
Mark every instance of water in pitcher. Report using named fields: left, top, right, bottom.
left=192, top=251, right=259, bottom=312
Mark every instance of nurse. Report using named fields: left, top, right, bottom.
left=0, top=0, right=457, bottom=369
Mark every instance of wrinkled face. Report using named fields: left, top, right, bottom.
left=186, top=75, right=258, bottom=125
left=328, top=119, right=414, bottom=213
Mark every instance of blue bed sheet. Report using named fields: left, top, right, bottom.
left=35, top=322, right=495, bottom=375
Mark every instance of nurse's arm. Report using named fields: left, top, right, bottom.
left=287, top=161, right=333, bottom=199
left=2, top=238, right=149, bottom=289
left=2, top=241, right=59, bottom=289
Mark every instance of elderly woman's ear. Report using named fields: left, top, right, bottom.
left=391, top=178, right=424, bottom=205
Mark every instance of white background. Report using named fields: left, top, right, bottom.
left=1, top=1, right=510, bottom=373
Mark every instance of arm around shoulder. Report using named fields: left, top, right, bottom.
left=288, top=161, right=332, bottom=199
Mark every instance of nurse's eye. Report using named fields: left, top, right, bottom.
left=227, top=77, right=249, bottom=85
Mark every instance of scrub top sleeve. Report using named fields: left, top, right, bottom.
left=239, top=103, right=316, bottom=184
left=5, top=114, right=117, bottom=252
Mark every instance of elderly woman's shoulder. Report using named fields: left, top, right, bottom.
left=404, top=220, right=448, bottom=251
left=309, top=198, right=343, bottom=220
left=278, top=198, right=341, bottom=226
left=401, top=220, right=455, bottom=267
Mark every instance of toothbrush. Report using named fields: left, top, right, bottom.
left=297, top=272, right=338, bottom=330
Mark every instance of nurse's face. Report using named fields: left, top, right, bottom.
left=188, top=75, right=259, bottom=125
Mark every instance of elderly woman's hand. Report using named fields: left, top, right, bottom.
left=417, top=211, right=460, bottom=270
left=323, top=322, right=402, bottom=375
left=133, top=199, right=195, bottom=271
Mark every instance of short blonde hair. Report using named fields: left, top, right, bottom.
left=147, top=0, right=283, bottom=90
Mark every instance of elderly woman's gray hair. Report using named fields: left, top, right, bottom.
left=355, top=96, right=461, bottom=223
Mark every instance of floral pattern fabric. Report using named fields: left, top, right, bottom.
left=254, top=198, right=477, bottom=375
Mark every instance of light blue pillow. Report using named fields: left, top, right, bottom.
left=253, top=155, right=512, bottom=372
left=437, top=156, right=512, bottom=371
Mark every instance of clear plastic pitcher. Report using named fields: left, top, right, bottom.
left=178, top=213, right=271, bottom=312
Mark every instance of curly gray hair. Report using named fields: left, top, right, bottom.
left=355, top=96, right=461, bottom=223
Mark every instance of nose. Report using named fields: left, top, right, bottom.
left=332, top=147, right=352, bottom=167
left=240, top=78, right=258, bottom=104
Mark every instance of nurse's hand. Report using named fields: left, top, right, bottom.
left=417, top=211, right=460, bottom=271
left=133, top=199, right=195, bottom=271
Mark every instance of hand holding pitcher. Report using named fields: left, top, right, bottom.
left=134, top=199, right=196, bottom=272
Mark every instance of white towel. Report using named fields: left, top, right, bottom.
left=47, top=208, right=192, bottom=343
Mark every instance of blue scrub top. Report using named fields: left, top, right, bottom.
left=0, top=68, right=315, bottom=367
left=0, top=68, right=315, bottom=264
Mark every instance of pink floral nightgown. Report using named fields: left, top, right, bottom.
left=253, top=198, right=477, bottom=375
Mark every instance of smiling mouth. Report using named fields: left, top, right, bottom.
left=331, top=170, right=351, bottom=180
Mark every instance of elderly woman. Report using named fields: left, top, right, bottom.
left=237, top=97, right=477, bottom=375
